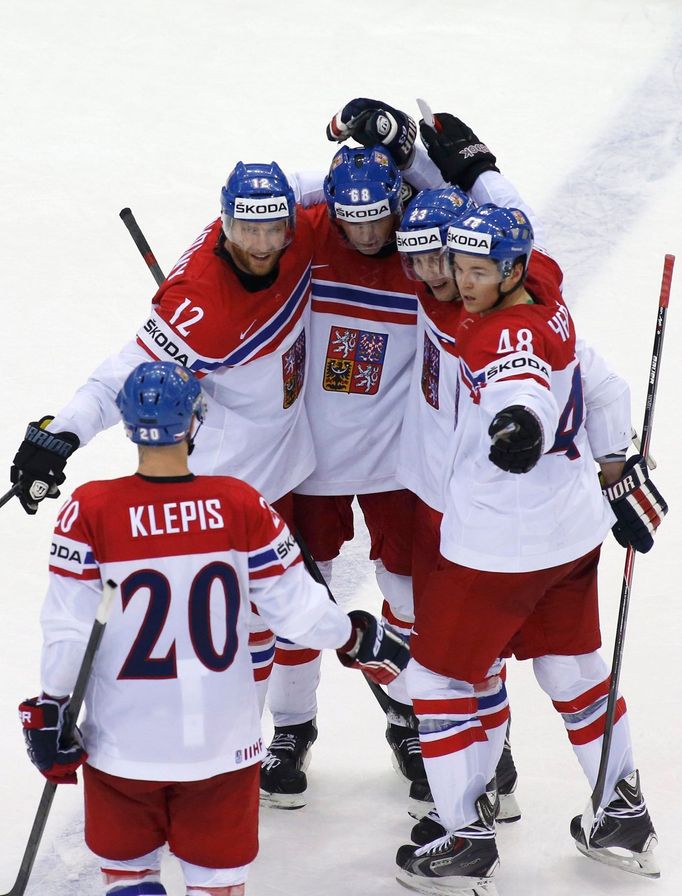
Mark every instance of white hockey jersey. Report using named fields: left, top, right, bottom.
left=295, top=204, right=418, bottom=495
left=40, top=474, right=351, bottom=781
left=49, top=212, right=320, bottom=503
left=396, top=283, right=462, bottom=512
left=440, top=299, right=614, bottom=573
left=397, top=251, right=631, bottom=515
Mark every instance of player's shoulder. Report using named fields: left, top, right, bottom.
left=68, top=475, right=137, bottom=505
left=197, top=475, right=272, bottom=515
left=298, top=202, right=328, bottom=229
left=55, top=476, right=139, bottom=536
left=199, top=476, right=284, bottom=540
left=458, top=300, right=575, bottom=369
left=526, top=249, right=565, bottom=307
left=162, top=218, right=223, bottom=282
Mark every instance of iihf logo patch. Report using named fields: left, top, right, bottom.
left=421, top=333, right=440, bottom=409
left=323, top=326, right=388, bottom=395
left=282, top=330, right=306, bottom=409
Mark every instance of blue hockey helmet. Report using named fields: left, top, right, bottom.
left=396, top=187, right=476, bottom=280
left=323, top=145, right=403, bottom=223
left=220, top=161, right=296, bottom=250
left=447, top=205, right=534, bottom=279
left=116, top=362, right=206, bottom=445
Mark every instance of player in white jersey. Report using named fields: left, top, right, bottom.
left=261, top=101, right=537, bottom=811
left=394, top=182, right=644, bottom=828
left=393, top=206, right=666, bottom=893
left=9, top=163, right=319, bottom=514
left=9, top=162, right=324, bottom=711
left=18, top=361, right=409, bottom=896
left=262, top=143, right=426, bottom=805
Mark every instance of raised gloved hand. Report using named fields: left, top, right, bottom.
left=10, top=416, right=79, bottom=514
left=489, top=405, right=543, bottom=474
left=326, top=97, right=417, bottom=167
left=338, top=610, right=410, bottom=684
left=602, top=455, right=668, bottom=553
left=419, top=112, right=499, bottom=191
left=19, top=695, right=88, bottom=784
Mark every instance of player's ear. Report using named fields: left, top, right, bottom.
left=508, top=258, right=526, bottom=289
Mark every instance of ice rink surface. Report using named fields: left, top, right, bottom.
left=1, top=1, right=681, bottom=894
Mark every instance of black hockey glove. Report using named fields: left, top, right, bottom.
left=326, top=97, right=417, bottom=168
left=10, top=416, right=79, bottom=514
left=338, top=610, right=410, bottom=685
left=489, top=405, right=543, bottom=474
left=419, top=112, right=499, bottom=192
left=19, top=695, right=87, bottom=784
left=602, top=455, right=668, bottom=553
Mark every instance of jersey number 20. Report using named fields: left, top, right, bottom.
left=118, top=562, right=240, bottom=679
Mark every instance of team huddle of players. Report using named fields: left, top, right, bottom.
left=10, top=97, right=668, bottom=896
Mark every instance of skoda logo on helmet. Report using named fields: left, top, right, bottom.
left=233, top=197, right=290, bottom=220
left=447, top=227, right=492, bottom=255
left=335, top=199, right=391, bottom=221
left=396, top=227, right=443, bottom=253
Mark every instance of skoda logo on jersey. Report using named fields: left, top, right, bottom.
left=335, top=199, right=391, bottom=221
left=396, top=227, right=444, bottom=253
left=447, top=227, right=492, bottom=255
left=233, top=197, right=290, bottom=220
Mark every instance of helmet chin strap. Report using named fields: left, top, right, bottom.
left=493, top=278, right=516, bottom=309
left=186, top=418, right=204, bottom=456
left=493, top=262, right=526, bottom=308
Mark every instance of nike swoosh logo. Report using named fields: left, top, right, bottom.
left=240, top=320, right=257, bottom=340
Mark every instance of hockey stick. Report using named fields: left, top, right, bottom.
left=581, top=254, right=674, bottom=840
left=119, top=208, right=396, bottom=714
left=119, top=208, right=166, bottom=287
left=0, top=484, right=21, bottom=510
left=293, top=530, right=392, bottom=713
left=2, top=580, right=117, bottom=896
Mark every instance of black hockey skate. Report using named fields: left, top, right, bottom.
left=494, top=722, right=521, bottom=823
left=259, top=719, right=318, bottom=810
left=571, top=770, right=659, bottom=878
left=387, top=721, right=426, bottom=783
left=411, top=781, right=500, bottom=847
left=396, top=792, right=499, bottom=896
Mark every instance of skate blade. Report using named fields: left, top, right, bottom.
left=575, top=840, right=660, bottom=879
left=396, top=868, right=499, bottom=896
left=496, top=792, right=521, bottom=823
left=259, top=789, right=307, bottom=810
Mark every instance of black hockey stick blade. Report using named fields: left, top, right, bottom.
left=1, top=581, right=117, bottom=896
left=0, top=483, right=22, bottom=511
left=119, top=207, right=166, bottom=287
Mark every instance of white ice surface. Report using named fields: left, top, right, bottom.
left=1, top=1, right=681, bottom=894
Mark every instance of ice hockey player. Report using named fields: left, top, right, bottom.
left=393, top=206, right=666, bottom=894
left=261, top=141, right=425, bottom=809
left=394, top=186, right=521, bottom=827
left=18, top=361, right=409, bottom=896
left=258, top=100, right=531, bottom=816
left=9, top=161, right=323, bottom=708
left=316, top=97, right=539, bottom=823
